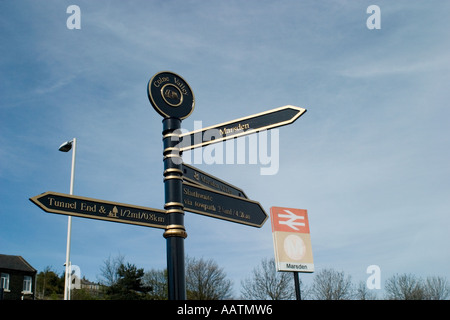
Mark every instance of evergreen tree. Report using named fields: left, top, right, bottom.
left=106, top=263, right=151, bottom=300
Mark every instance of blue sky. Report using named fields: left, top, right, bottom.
left=1, top=0, right=449, bottom=298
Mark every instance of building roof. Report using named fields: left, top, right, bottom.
left=0, top=254, right=36, bottom=273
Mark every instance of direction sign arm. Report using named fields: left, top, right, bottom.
left=182, top=163, right=248, bottom=198
left=182, top=181, right=268, bottom=227
left=29, top=191, right=168, bottom=229
left=179, top=105, right=306, bottom=152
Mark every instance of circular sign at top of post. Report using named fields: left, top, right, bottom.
left=147, top=71, right=195, bottom=120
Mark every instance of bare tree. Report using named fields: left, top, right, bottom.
left=355, top=281, right=377, bottom=300
left=240, top=258, right=296, bottom=300
left=142, top=268, right=168, bottom=300
left=385, top=273, right=424, bottom=300
left=423, top=276, right=449, bottom=300
left=185, top=256, right=233, bottom=300
left=98, top=254, right=125, bottom=286
left=310, top=268, right=353, bottom=300
left=386, top=274, right=449, bottom=300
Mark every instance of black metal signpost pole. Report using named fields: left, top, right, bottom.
left=148, top=71, right=195, bottom=300
left=162, top=117, right=187, bottom=300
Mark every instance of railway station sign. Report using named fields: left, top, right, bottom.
left=270, top=206, right=314, bottom=272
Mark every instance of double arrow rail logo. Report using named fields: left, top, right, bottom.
left=277, top=209, right=305, bottom=231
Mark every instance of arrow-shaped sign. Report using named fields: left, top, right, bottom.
left=182, top=181, right=267, bottom=227
left=182, top=163, right=248, bottom=199
left=30, top=192, right=167, bottom=229
left=179, top=105, right=306, bottom=152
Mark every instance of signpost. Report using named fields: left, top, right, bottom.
left=30, top=71, right=308, bottom=301
left=30, top=191, right=167, bottom=229
left=182, top=181, right=267, bottom=227
left=148, top=71, right=195, bottom=300
left=179, top=105, right=306, bottom=152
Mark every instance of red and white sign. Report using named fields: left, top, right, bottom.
left=270, top=207, right=314, bottom=273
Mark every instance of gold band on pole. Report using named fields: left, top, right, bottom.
left=163, top=175, right=183, bottom=182
left=164, top=202, right=184, bottom=209
left=164, top=224, right=187, bottom=239
left=164, top=168, right=183, bottom=176
left=165, top=208, right=185, bottom=214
